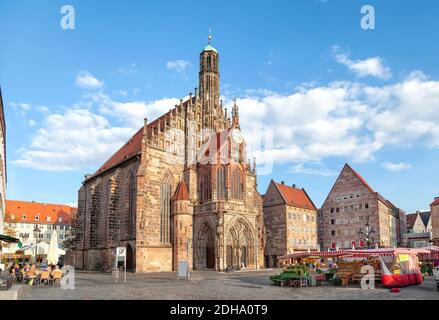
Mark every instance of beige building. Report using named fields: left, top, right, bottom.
left=263, top=180, right=318, bottom=267
left=74, top=39, right=265, bottom=272
left=431, top=197, right=439, bottom=246
left=321, top=164, right=406, bottom=250
left=3, top=201, right=75, bottom=262
left=403, top=211, right=432, bottom=247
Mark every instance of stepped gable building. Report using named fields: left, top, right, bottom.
left=321, top=164, right=406, bottom=250
left=263, top=180, right=318, bottom=267
left=74, top=38, right=266, bottom=272
left=431, top=197, right=439, bottom=246
left=403, top=210, right=432, bottom=247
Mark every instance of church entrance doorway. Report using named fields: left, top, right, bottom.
left=206, top=247, right=215, bottom=269
left=126, top=243, right=134, bottom=271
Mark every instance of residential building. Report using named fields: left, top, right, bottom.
left=4, top=200, right=76, bottom=253
left=321, top=163, right=405, bottom=250
left=263, top=180, right=318, bottom=267
left=403, top=211, right=432, bottom=247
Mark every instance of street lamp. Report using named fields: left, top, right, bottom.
left=33, top=225, right=41, bottom=264
left=21, top=233, right=29, bottom=264
left=358, top=216, right=375, bottom=249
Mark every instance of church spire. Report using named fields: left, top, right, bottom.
left=199, top=32, right=220, bottom=129
left=232, top=99, right=240, bottom=128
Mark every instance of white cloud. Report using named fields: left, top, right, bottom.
left=166, top=60, right=190, bottom=73
left=381, top=162, right=412, bottom=172
left=14, top=109, right=134, bottom=172
left=332, top=47, right=392, bottom=80
left=13, top=68, right=439, bottom=174
left=75, top=71, right=104, bottom=90
left=233, top=72, right=439, bottom=167
left=117, top=63, right=139, bottom=75
left=28, top=120, right=37, bottom=127
left=289, top=163, right=337, bottom=176
left=11, top=102, right=32, bottom=113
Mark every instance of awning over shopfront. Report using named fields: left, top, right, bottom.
left=0, top=234, right=19, bottom=243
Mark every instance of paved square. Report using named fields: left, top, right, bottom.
left=18, top=270, right=439, bottom=300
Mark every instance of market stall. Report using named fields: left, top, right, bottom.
left=278, top=248, right=428, bottom=288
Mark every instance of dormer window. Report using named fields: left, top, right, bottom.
left=58, top=217, right=63, bottom=223
left=35, top=216, right=40, bottom=221
left=46, top=216, right=51, bottom=222
left=22, top=215, right=26, bottom=220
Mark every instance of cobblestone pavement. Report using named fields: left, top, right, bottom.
left=19, top=270, right=439, bottom=300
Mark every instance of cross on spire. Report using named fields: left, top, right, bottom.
left=208, top=27, right=212, bottom=44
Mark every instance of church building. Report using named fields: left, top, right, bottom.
left=73, top=38, right=266, bottom=272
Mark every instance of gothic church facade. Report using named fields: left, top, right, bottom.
left=73, top=40, right=266, bottom=272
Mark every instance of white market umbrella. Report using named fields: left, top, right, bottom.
left=47, top=230, right=59, bottom=265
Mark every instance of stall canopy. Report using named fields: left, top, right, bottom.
left=283, top=248, right=432, bottom=260
left=0, top=234, right=19, bottom=243
left=417, top=246, right=439, bottom=260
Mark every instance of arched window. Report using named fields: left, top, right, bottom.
left=231, top=168, right=243, bottom=200
left=128, top=172, right=136, bottom=236
left=217, top=166, right=226, bottom=199
left=160, top=177, right=172, bottom=243
left=199, top=170, right=211, bottom=203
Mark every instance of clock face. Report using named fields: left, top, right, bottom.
left=231, top=129, right=243, bottom=144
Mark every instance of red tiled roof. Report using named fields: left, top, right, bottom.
left=87, top=98, right=193, bottom=181
left=273, top=181, right=316, bottom=211
left=172, top=180, right=190, bottom=201
left=431, top=198, right=439, bottom=206
left=92, top=128, right=144, bottom=178
left=5, top=200, right=76, bottom=225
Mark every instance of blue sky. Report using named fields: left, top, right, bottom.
left=1, top=0, right=438, bottom=212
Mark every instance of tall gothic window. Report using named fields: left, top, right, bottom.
left=160, top=178, right=171, bottom=243
left=217, top=166, right=226, bottom=199
left=128, top=172, right=136, bottom=236
left=199, top=170, right=211, bottom=203
left=231, top=168, right=243, bottom=200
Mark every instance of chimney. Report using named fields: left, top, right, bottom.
left=281, top=181, right=285, bottom=185
left=292, top=184, right=296, bottom=188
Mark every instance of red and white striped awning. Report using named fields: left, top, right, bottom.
left=284, top=250, right=347, bottom=260
left=283, top=248, right=435, bottom=260
left=417, top=246, right=439, bottom=260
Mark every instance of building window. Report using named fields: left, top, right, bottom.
left=128, top=171, right=136, bottom=236
left=160, top=178, right=172, bottom=243
left=330, top=208, right=334, bottom=213
left=231, top=168, right=243, bottom=200
left=199, top=170, right=212, bottom=203
left=336, top=207, right=340, bottom=213
left=331, top=219, right=335, bottom=225
left=331, top=230, right=335, bottom=236
left=22, top=215, right=26, bottom=220
left=35, top=216, right=40, bottom=221
left=365, top=203, right=369, bottom=209
left=58, top=217, right=63, bottom=222
left=216, top=166, right=226, bottom=199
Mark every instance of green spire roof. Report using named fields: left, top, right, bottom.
left=203, top=44, right=218, bottom=53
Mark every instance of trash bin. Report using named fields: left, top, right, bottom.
left=309, top=274, right=317, bottom=287
left=0, top=275, right=13, bottom=291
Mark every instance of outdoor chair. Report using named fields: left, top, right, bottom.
left=52, top=270, right=63, bottom=286
left=21, top=271, right=30, bottom=284
left=39, top=271, right=50, bottom=286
